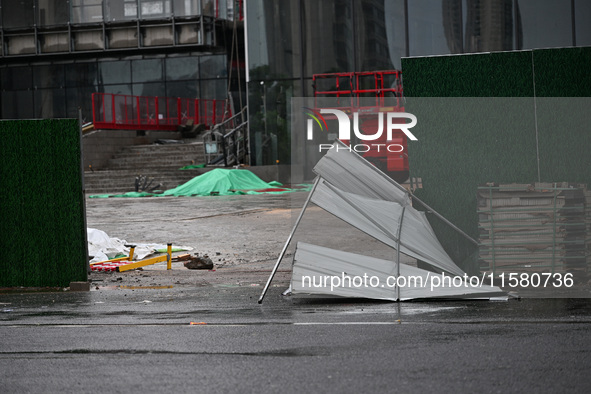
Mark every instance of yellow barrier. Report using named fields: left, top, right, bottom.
left=90, top=244, right=173, bottom=272
left=89, top=245, right=136, bottom=267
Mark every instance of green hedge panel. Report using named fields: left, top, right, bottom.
left=0, top=119, right=87, bottom=287
left=402, top=51, right=535, bottom=97
left=533, top=47, right=591, bottom=97
left=401, top=47, right=591, bottom=272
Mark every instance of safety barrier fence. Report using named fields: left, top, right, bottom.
left=92, top=93, right=231, bottom=131
left=90, top=244, right=173, bottom=272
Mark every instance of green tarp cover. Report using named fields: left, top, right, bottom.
left=90, top=169, right=308, bottom=198
left=179, top=163, right=207, bottom=170
left=162, top=168, right=282, bottom=196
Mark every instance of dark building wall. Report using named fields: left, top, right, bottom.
left=0, top=54, right=228, bottom=124
left=246, top=0, right=591, bottom=166
left=0, top=1, right=241, bottom=123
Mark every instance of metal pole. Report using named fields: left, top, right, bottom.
left=333, top=139, right=478, bottom=246
left=551, top=184, right=557, bottom=274
left=258, top=177, right=321, bottom=304
left=395, top=206, right=406, bottom=301
left=397, top=183, right=477, bottom=245
left=490, top=186, right=497, bottom=276
left=324, top=181, right=402, bottom=245
left=79, top=108, right=90, bottom=276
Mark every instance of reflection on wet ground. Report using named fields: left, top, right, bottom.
left=2, top=285, right=591, bottom=327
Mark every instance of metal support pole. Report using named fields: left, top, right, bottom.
left=167, top=243, right=172, bottom=270
left=489, top=186, right=496, bottom=276
left=401, top=186, right=476, bottom=245
left=128, top=245, right=136, bottom=261
left=395, top=206, right=406, bottom=301
left=333, top=139, right=478, bottom=246
left=551, top=184, right=557, bottom=274
left=258, top=177, right=321, bottom=304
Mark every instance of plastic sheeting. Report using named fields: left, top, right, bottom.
left=291, top=243, right=507, bottom=301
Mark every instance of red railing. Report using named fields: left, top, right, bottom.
left=92, top=93, right=231, bottom=131
left=312, top=70, right=409, bottom=178
left=313, top=70, right=404, bottom=111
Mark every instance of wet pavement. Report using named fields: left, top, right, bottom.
left=2, top=193, right=591, bottom=392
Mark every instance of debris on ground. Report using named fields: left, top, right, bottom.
left=172, top=253, right=192, bottom=262
left=134, top=174, right=162, bottom=192
left=87, top=228, right=193, bottom=264
left=183, top=254, right=214, bottom=270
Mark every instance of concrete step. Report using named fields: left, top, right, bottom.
left=85, top=140, right=211, bottom=194
left=110, top=148, right=206, bottom=160
left=110, top=142, right=203, bottom=152
left=84, top=167, right=213, bottom=194
left=114, top=142, right=204, bottom=154
left=107, top=143, right=206, bottom=168
left=110, top=150, right=207, bottom=159
left=105, top=160, right=207, bottom=170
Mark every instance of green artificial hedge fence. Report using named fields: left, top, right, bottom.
left=401, top=47, right=591, bottom=273
left=0, top=119, right=88, bottom=287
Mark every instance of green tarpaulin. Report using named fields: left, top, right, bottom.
left=162, top=168, right=285, bottom=196
left=90, top=168, right=310, bottom=198
left=179, top=164, right=207, bottom=170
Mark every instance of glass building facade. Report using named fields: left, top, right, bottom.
left=0, top=0, right=242, bottom=123
left=246, top=0, right=591, bottom=165
left=1, top=1, right=589, bottom=166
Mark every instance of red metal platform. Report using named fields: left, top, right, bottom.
left=92, top=93, right=232, bottom=131
left=312, top=70, right=409, bottom=180
left=313, top=70, right=404, bottom=112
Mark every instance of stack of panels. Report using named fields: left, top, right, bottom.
left=478, top=183, right=588, bottom=279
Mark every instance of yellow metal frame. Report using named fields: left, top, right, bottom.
left=117, top=244, right=172, bottom=272
left=89, top=244, right=173, bottom=272
left=89, top=245, right=136, bottom=267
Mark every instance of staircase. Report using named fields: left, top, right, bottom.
left=84, top=141, right=210, bottom=194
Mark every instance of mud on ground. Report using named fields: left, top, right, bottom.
left=86, top=192, right=409, bottom=291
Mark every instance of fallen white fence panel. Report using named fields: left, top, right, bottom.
left=291, top=243, right=507, bottom=301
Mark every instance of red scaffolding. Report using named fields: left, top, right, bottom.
left=92, top=93, right=232, bottom=131
left=313, top=70, right=404, bottom=111
left=312, top=70, right=408, bottom=180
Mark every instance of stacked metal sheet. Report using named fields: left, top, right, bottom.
left=477, top=183, right=588, bottom=279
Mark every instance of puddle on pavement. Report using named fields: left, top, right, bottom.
left=336, top=306, right=462, bottom=315
left=92, top=285, right=174, bottom=291
left=290, top=304, right=464, bottom=319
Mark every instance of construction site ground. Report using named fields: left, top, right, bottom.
left=86, top=191, right=408, bottom=291
left=3, top=192, right=591, bottom=393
